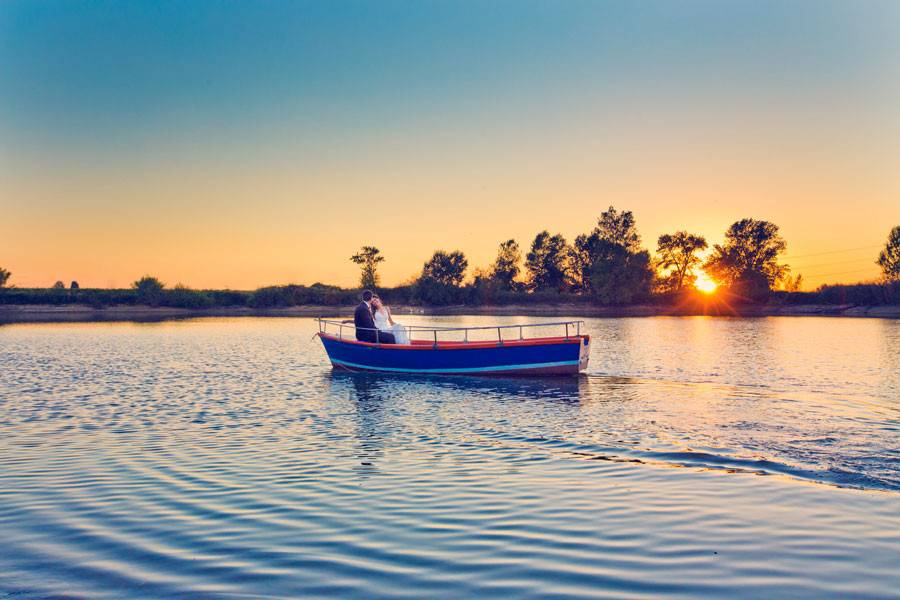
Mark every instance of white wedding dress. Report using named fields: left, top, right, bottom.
left=373, top=308, right=409, bottom=344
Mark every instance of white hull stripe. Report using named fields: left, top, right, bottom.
left=329, top=358, right=580, bottom=374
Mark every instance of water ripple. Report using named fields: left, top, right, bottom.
left=0, top=316, right=898, bottom=598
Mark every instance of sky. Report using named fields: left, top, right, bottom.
left=1, top=0, right=898, bottom=289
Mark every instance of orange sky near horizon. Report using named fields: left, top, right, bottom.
left=4, top=133, right=894, bottom=291
left=1, top=2, right=898, bottom=290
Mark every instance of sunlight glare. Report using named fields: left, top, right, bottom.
left=695, top=271, right=718, bottom=294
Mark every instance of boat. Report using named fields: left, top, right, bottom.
left=315, top=319, right=590, bottom=376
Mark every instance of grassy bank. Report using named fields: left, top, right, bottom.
left=0, top=280, right=897, bottom=323
left=2, top=281, right=898, bottom=308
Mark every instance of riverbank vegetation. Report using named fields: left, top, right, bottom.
left=2, top=278, right=897, bottom=312
left=2, top=211, right=898, bottom=310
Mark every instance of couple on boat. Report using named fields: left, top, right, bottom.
left=353, top=290, right=409, bottom=344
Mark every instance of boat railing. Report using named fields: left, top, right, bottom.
left=316, top=318, right=584, bottom=345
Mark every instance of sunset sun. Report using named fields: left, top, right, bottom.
left=695, top=271, right=719, bottom=294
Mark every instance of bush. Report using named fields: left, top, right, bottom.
left=727, top=271, right=773, bottom=303
left=467, top=275, right=504, bottom=305
left=813, top=282, right=899, bottom=305
left=771, top=281, right=899, bottom=306
left=132, top=276, right=165, bottom=306
left=413, top=278, right=467, bottom=306
left=0, top=288, right=139, bottom=306
left=248, top=285, right=299, bottom=308
left=248, top=284, right=361, bottom=308
left=205, top=289, right=252, bottom=306
left=376, top=284, right=415, bottom=306
left=163, top=286, right=213, bottom=309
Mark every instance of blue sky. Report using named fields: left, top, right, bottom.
left=5, top=1, right=894, bottom=154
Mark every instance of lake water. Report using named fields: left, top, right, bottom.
left=1, top=316, right=898, bottom=599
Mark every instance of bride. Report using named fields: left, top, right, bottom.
left=371, top=296, right=409, bottom=344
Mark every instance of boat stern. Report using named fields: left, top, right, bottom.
left=578, top=335, right=590, bottom=372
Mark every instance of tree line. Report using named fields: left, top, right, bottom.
left=350, top=210, right=900, bottom=305
left=1, top=219, right=898, bottom=308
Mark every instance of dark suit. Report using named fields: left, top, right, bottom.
left=354, top=301, right=396, bottom=344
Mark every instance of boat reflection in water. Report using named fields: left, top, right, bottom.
left=325, top=370, right=594, bottom=477
left=326, top=369, right=590, bottom=405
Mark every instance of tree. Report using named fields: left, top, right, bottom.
left=876, top=226, right=900, bottom=282
left=525, top=231, right=570, bottom=292
left=571, top=206, right=645, bottom=292
left=569, top=207, right=654, bottom=303
left=469, top=267, right=503, bottom=305
left=133, top=276, right=165, bottom=306
left=52, top=281, right=66, bottom=289
left=656, top=231, right=708, bottom=292
left=590, top=244, right=654, bottom=304
left=593, top=206, right=641, bottom=252
left=0, top=267, right=10, bottom=288
left=350, top=246, right=385, bottom=289
left=782, top=273, right=803, bottom=292
left=703, top=218, right=788, bottom=300
left=415, top=250, right=468, bottom=305
left=421, top=250, right=468, bottom=286
left=568, top=236, right=592, bottom=293
left=70, top=281, right=79, bottom=289
left=490, top=239, right=521, bottom=290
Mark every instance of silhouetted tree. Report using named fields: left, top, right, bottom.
left=350, top=246, right=385, bottom=289
left=468, top=267, right=503, bottom=305
left=415, top=250, right=468, bottom=305
left=421, top=250, right=468, bottom=286
left=591, top=244, right=654, bottom=304
left=490, top=239, right=521, bottom=291
left=594, top=206, right=641, bottom=252
left=570, top=207, right=654, bottom=303
left=52, top=281, right=65, bottom=290
left=877, top=226, right=900, bottom=282
left=703, top=218, right=788, bottom=300
left=0, top=267, right=10, bottom=288
left=525, top=231, right=570, bottom=292
left=782, top=273, right=803, bottom=292
left=656, top=231, right=708, bottom=292
left=571, top=206, right=644, bottom=291
left=70, top=281, right=79, bottom=289
left=133, top=276, right=165, bottom=306
left=568, top=237, right=592, bottom=293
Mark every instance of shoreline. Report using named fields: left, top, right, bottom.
left=1, top=302, right=898, bottom=323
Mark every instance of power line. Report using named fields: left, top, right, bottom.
left=801, top=268, right=880, bottom=280
left=791, top=258, right=878, bottom=273
left=783, top=245, right=880, bottom=260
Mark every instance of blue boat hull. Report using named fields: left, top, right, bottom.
left=318, top=334, right=590, bottom=376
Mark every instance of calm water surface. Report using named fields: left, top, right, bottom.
left=1, top=316, right=898, bottom=599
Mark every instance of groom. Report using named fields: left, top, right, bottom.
left=354, top=290, right=396, bottom=344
